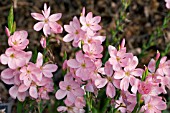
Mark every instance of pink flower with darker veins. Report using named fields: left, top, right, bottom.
left=8, top=30, right=29, bottom=50
left=80, top=9, right=101, bottom=36
left=31, top=3, right=63, bottom=36
left=67, top=51, right=95, bottom=81
left=55, top=73, right=84, bottom=103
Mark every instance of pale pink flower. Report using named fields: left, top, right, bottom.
left=83, top=41, right=103, bottom=59
left=141, top=96, right=167, bottom=113
left=114, top=56, right=143, bottom=91
left=67, top=51, right=95, bottom=80
left=55, top=73, right=84, bottom=103
left=95, top=61, right=120, bottom=98
left=121, top=91, right=137, bottom=112
left=40, top=36, right=46, bottom=48
left=1, top=68, right=21, bottom=85
left=63, top=16, right=85, bottom=44
left=9, top=85, right=27, bottom=102
left=156, top=56, right=170, bottom=76
left=80, top=10, right=101, bottom=36
left=35, top=52, right=58, bottom=81
left=0, top=48, right=32, bottom=69
left=165, top=0, right=170, bottom=9
left=108, top=45, right=133, bottom=71
left=31, top=3, right=62, bottom=36
left=8, top=30, right=29, bottom=50
left=20, top=63, right=38, bottom=87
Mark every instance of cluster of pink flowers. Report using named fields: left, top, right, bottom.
left=0, top=29, right=58, bottom=101
left=56, top=7, right=168, bottom=112
left=1, top=3, right=170, bottom=113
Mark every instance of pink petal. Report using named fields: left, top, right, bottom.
left=31, top=13, right=44, bottom=21
left=43, top=24, right=51, bottom=37
left=131, top=68, right=144, bottom=77
left=55, top=89, right=67, bottom=100
left=57, top=106, right=67, bottom=112
left=91, top=16, right=101, bottom=24
left=95, top=78, right=108, bottom=88
left=8, top=58, right=17, bottom=69
left=80, top=16, right=86, bottom=26
left=114, top=71, right=125, bottom=79
left=64, top=25, right=74, bottom=33
left=59, top=81, right=67, bottom=90
left=67, top=59, right=80, bottom=68
left=76, top=51, right=84, bottom=63
left=33, top=22, right=44, bottom=31
left=9, top=85, right=18, bottom=99
left=67, top=92, right=76, bottom=103
left=17, top=92, right=27, bottom=102
left=106, top=82, right=115, bottom=98
left=18, top=84, right=29, bottom=92
left=43, top=71, right=53, bottom=78
left=29, top=86, right=38, bottom=99
left=86, top=12, right=93, bottom=22
left=148, top=59, right=156, bottom=73
left=72, top=88, right=84, bottom=97
left=49, top=13, right=62, bottom=22
left=90, top=24, right=101, bottom=31
left=120, top=77, right=129, bottom=91
left=63, top=34, right=74, bottom=42
left=1, top=68, right=14, bottom=79
left=36, top=52, right=43, bottom=67
left=43, top=64, right=58, bottom=72
left=1, top=78, right=14, bottom=85
left=0, top=54, right=8, bottom=65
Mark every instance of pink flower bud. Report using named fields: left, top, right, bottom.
left=5, top=26, right=10, bottom=37
left=120, top=38, right=125, bottom=49
left=156, top=50, right=160, bottom=61
left=40, top=37, right=46, bottom=48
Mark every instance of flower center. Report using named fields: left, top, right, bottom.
left=116, top=57, right=120, bottom=61
left=81, top=63, right=86, bottom=68
left=125, top=71, right=130, bottom=76
left=44, top=19, right=48, bottom=23
left=107, top=77, right=112, bottom=82
left=86, top=23, right=90, bottom=27
left=13, top=41, right=18, bottom=45
left=66, top=85, right=71, bottom=91
left=10, top=54, right=15, bottom=58
left=75, top=30, right=79, bottom=34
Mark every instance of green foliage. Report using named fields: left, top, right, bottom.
left=8, top=6, right=16, bottom=34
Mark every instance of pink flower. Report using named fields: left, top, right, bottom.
left=141, top=96, right=167, bottom=113
left=0, top=48, right=32, bottom=69
left=35, top=52, right=58, bottom=81
left=95, top=61, right=120, bottom=98
left=114, top=56, right=143, bottom=91
left=19, top=63, right=38, bottom=87
left=31, top=3, right=62, bottom=36
left=55, top=73, right=84, bottom=103
left=165, top=0, right=170, bottom=9
left=108, top=45, right=133, bottom=71
left=40, top=36, right=46, bottom=48
left=8, top=30, right=29, bottom=50
left=83, top=41, right=103, bottom=59
left=67, top=51, right=95, bottom=80
left=63, top=16, right=85, bottom=43
left=1, top=68, right=21, bottom=85
left=9, top=85, right=27, bottom=102
left=80, top=10, right=101, bottom=36
left=156, top=56, right=170, bottom=76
